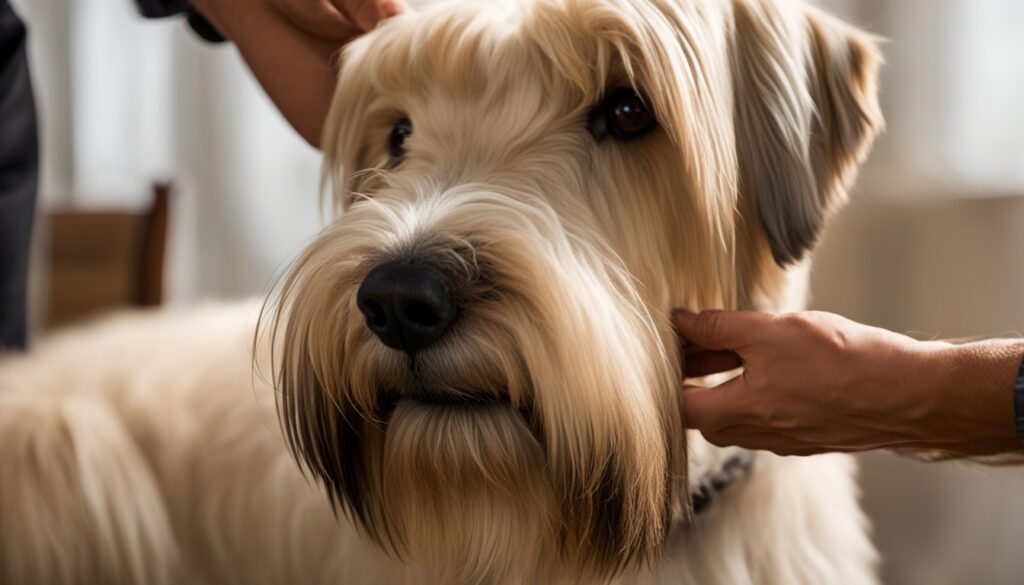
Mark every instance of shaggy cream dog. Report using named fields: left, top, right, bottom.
left=0, top=0, right=883, bottom=583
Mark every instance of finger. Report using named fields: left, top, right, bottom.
left=683, top=349, right=743, bottom=378
left=672, top=309, right=774, bottom=351
left=270, top=0, right=360, bottom=42
left=700, top=426, right=828, bottom=456
left=680, top=378, right=750, bottom=432
left=330, top=0, right=404, bottom=32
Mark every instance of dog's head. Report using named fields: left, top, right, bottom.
left=268, top=0, right=881, bottom=581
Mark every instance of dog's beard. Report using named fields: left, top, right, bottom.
left=268, top=187, right=684, bottom=583
left=262, top=0, right=888, bottom=577
left=364, top=401, right=552, bottom=582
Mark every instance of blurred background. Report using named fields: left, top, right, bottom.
left=10, top=0, right=1024, bottom=583
left=814, top=2, right=1024, bottom=584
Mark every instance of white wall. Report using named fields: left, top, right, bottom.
left=812, top=3, right=1024, bottom=584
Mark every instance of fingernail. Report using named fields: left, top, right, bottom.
left=671, top=308, right=696, bottom=321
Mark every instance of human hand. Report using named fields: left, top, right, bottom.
left=673, top=309, right=1023, bottom=457
left=190, top=0, right=405, bottom=147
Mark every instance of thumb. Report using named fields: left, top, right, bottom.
left=680, top=377, right=748, bottom=432
left=671, top=309, right=772, bottom=352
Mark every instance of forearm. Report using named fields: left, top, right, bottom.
left=676, top=309, right=1024, bottom=459
left=918, top=339, right=1024, bottom=456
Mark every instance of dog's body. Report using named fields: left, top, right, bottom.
left=0, top=303, right=875, bottom=584
left=0, top=0, right=883, bottom=583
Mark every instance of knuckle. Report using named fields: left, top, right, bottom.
left=783, top=311, right=817, bottom=332
left=696, top=311, right=721, bottom=344
left=783, top=311, right=837, bottom=346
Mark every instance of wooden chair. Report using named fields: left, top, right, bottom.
left=45, top=183, right=171, bottom=329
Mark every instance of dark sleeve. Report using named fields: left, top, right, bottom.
left=0, top=0, right=38, bottom=349
left=1015, top=356, right=1024, bottom=448
left=135, top=0, right=226, bottom=43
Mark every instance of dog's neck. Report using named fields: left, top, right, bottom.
left=689, top=450, right=757, bottom=518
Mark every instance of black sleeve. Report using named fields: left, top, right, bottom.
left=1015, top=356, right=1024, bottom=448
left=135, top=0, right=226, bottom=43
left=0, top=0, right=38, bottom=349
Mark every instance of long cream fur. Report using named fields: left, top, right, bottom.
left=0, top=0, right=882, bottom=583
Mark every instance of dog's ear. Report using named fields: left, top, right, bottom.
left=732, top=1, right=883, bottom=266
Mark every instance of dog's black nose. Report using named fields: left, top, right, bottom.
left=356, top=262, right=457, bottom=353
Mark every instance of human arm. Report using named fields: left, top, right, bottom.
left=673, top=309, right=1024, bottom=458
left=140, top=0, right=403, bottom=147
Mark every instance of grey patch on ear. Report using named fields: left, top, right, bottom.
left=732, top=1, right=883, bottom=266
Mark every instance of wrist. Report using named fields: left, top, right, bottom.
left=888, top=339, right=953, bottom=446
left=924, top=340, right=1024, bottom=454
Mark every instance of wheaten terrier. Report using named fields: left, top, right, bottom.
left=0, top=0, right=883, bottom=583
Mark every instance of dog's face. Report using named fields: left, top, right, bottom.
left=269, top=0, right=881, bottom=581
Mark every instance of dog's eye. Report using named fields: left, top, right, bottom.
left=388, top=118, right=412, bottom=165
left=590, top=88, right=657, bottom=141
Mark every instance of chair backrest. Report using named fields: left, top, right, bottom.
left=46, top=183, right=171, bottom=329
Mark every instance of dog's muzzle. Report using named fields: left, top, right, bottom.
left=356, top=261, right=459, bottom=354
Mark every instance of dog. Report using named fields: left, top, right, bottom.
left=0, top=0, right=883, bottom=583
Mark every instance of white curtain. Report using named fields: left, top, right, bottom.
left=810, top=5, right=1024, bottom=585
left=16, top=0, right=1024, bottom=304
left=819, top=0, right=1024, bottom=196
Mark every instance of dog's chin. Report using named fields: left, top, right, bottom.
left=372, top=391, right=554, bottom=581
left=378, top=384, right=536, bottom=439
left=382, top=392, right=539, bottom=463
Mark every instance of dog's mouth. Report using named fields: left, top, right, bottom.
left=377, top=386, right=543, bottom=440
left=377, top=387, right=512, bottom=410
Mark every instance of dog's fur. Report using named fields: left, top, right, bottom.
left=0, top=0, right=883, bottom=583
